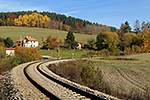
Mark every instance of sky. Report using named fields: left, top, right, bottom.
left=0, top=0, right=150, bottom=29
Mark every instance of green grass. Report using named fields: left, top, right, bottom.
left=93, top=53, right=150, bottom=62
left=39, top=49, right=88, bottom=58
left=0, top=26, right=96, bottom=44
left=125, top=53, right=150, bottom=61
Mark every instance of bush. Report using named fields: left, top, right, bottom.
left=15, top=46, right=41, bottom=63
left=111, top=49, right=121, bottom=56
left=0, top=47, right=42, bottom=74
left=99, top=49, right=110, bottom=56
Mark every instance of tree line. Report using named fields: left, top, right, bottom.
left=0, top=11, right=115, bottom=35
left=95, top=20, right=150, bottom=55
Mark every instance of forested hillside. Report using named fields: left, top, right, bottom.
left=0, top=10, right=116, bottom=35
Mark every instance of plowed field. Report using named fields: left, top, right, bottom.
left=94, top=54, right=150, bottom=95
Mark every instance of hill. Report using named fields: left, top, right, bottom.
left=0, top=26, right=96, bottom=44
left=0, top=11, right=116, bottom=35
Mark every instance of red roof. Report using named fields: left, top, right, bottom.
left=17, top=37, right=38, bottom=42
left=25, top=37, right=38, bottom=41
left=6, top=48, right=15, bottom=50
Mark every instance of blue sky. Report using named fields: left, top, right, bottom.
left=0, top=0, right=149, bottom=29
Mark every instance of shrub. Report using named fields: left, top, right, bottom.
left=111, top=49, right=120, bottom=56
left=99, top=49, right=110, bottom=56
left=15, top=46, right=41, bottom=63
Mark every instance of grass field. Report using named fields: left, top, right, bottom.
left=39, top=49, right=88, bottom=58
left=94, top=54, right=150, bottom=96
left=125, top=53, right=150, bottom=61
left=94, top=53, right=150, bottom=61
left=0, top=26, right=96, bottom=44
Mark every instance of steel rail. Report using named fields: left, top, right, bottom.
left=37, top=61, right=106, bottom=100
left=23, top=60, right=61, bottom=100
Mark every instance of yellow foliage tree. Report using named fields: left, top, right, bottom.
left=140, top=28, right=150, bottom=53
left=102, top=32, right=119, bottom=51
left=14, top=13, right=51, bottom=28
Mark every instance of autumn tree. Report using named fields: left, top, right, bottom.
left=7, top=18, right=14, bottom=26
left=14, top=13, right=50, bottom=28
left=8, top=13, right=16, bottom=20
left=140, top=27, right=150, bottom=52
left=63, top=24, right=72, bottom=31
left=44, top=35, right=60, bottom=49
left=0, top=41, right=5, bottom=59
left=15, top=46, right=41, bottom=63
left=120, top=33, right=140, bottom=50
left=141, top=21, right=149, bottom=32
left=0, top=19, right=5, bottom=26
left=117, top=21, right=132, bottom=39
left=133, top=19, right=140, bottom=34
left=96, top=32, right=119, bottom=51
left=76, top=22, right=83, bottom=33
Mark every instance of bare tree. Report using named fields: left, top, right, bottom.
left=133, top=19, right=140, bottom=34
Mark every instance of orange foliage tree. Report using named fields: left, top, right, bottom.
left=15, top=46, right=41, bottom=63
left=140, top=28, right=150, bottom=53
left=76, top=22, right=83, bottom=33
left=44, top=35, right=61, bottom=49
left=8, top=13, right=16, bottom=20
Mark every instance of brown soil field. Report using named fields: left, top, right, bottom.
left=94, top=60, right=150, bottom=95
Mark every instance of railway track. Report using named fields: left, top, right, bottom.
left=23, top=59, right=107, bottom=100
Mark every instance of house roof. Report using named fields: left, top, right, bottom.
left=17, top=37, right=38, bottom=42
left=25, top=37, right=38, bottom=41
left=6, top=48, right=15, bottom=50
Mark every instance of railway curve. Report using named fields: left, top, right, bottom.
left=10, top=59, right=119, bottom=100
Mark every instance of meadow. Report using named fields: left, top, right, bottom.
left=39, top=49, right=88, bottom=58
left=0, top=26, right=96, bottom=44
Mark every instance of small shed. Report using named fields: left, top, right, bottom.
left=6, top=48, right=15, bottom=56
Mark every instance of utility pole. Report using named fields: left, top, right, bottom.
left=19, top=32, right=24, bottom=46
left=57, top=48, right=60, bottom=59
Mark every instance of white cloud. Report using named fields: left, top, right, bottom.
left=61, top=10, right=82, bottom=16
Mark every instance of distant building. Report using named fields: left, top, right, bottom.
left=17, top=36, right=38, bottom=48
left=76, top=42, right=83, bottom=49
left=6, top=48, right=15, bottom=56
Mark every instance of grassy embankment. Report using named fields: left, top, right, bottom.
left=0, top=26, right=96, bottom=44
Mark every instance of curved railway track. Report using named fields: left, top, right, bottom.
left=23, top=59, right=107, bottom=100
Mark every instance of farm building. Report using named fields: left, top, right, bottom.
left=6, top=48, right=15, bottom=56
left=17, top=36, right=38, bottom=48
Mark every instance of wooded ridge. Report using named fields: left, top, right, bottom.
left=0, top=10, right=116, bottom=35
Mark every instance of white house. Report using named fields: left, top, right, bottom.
left=17, top=36, right=38, bottom=48
left=76, top=42, right=83, bottom=49
left=6, top=48, right=15, bottom=56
